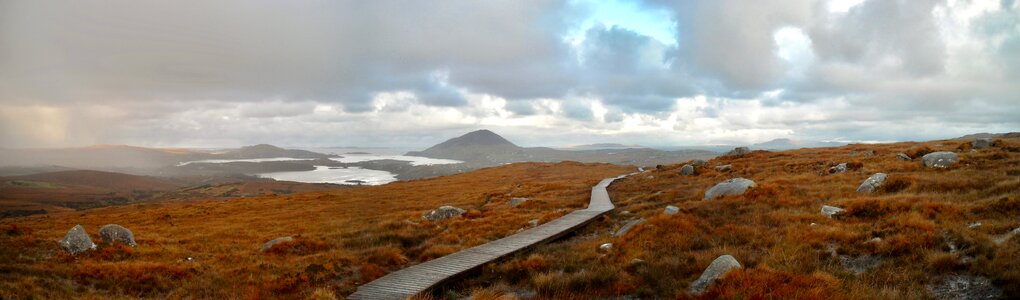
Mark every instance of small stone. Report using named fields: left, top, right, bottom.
left=620, top=210, right=632, bottom=215
left=972, top=138, right=992, bottom=149
left=856, top=173, right=887, bottom=193
left=422, top=205, right=466, bottom=221
left=896, top=153, right=911, bottom=161
left=829, top=163, right=848, bottom=174
left=664, top=205, right=679, bottom=215
left=528, top=219, right=539, bottom=227
left=968, top=222, right=982, bottom=229
left=646, top=175, right=655, bottom=179
left=680, top=164, right=695, bottom=176
left=261, top=236, right=293, bottom=252
left=99, top=224, right=137, bottom=247
left=59, top=225, right=97, bottom=255
left=865, top=237, right=882, bottom=244
left=821, top=205, right=845, bottom=218
left=922, top=151, right=959, bottom=169
left=509, top=197, right=529, bottom=208
left=599, top=243, right=612, bottom=252
left=704, top=178, right=756, bottom=200
left=714, top=165, right=732, bottom=172
left=614, top=219, right=645, bottom=237
left=689, top=255, right=742, bottom=295
left=810, top=223, right=818, bottom=226
left=691, top=159, right=708, bottom=167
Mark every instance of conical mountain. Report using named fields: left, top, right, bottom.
left=408, top=130, right=525, bottom=163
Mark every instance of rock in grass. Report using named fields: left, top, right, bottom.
left=704, top=178, right=756, bottom=200
left=689, top=255, right=742, bottom=295
left=664, top=205, right=679, bottom=215
left=614, top=219, right=645, bottom=237
left=856, top=173, right=887, bottom=193
left=726, top=147, right=751, bottom=156
left=261, top=236, right=293, bottom=252
left=972, top=138, right=992, bottom=149
left=680, top=164, right=695, bottom=176
left=599, top=243, right=613, bottom=252
left=896, top=153, right=911, bottom=161
left=715, top=165, right=732, bottom=172
left=691, top=159, right=708, bottom=167
left=99, top=224, right=136, bottom=247
left=422, top=205, right=466, bottom=221
left=923, top=151, right=959, bottom=169
left=528, top=219, right=539, bottom=227
left=829, top=163, right=848, bottom=174
left=927, top=275, right=1002, bottom=300
left=59, top=225, right=96, bottom=255
left=509, top=197, right=529, bottom=208
left=821, top=205, right=845, bottom=218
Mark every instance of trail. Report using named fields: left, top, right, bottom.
left=348, top=174, right=630, bottom=299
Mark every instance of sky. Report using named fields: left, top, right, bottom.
left=1, top=0, right=1018, bottom=149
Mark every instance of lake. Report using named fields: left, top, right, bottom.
left=178, top=153, right=461, bottom=185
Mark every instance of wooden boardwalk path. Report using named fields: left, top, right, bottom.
left=348, top=174, right=630, bottom=299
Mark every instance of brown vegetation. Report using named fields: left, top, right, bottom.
left=455, top=138, right=1020, bottom=299
left=0, top=162, right=630, bottom=299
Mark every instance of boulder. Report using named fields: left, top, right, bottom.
left=821, top=205, right=845, bottom=218
left=680, top=164, right=695, bottom=176
left=927, top=275, right=1002, bottom=300
left=614, top=219, right=645, bottom=237
left=689, top=255, right=742, bottom=295
left=664, top=205, right=679, bottom=215
left=972, top=138, right=992, bottom=149
left=261, top=236, right=293, bottom=252
left=422, top=205, right=466, bottom=221
left=829, top=163, right=848, bottom=174
left=691, top=159, right=708, bottom=167
left=715, top=165, right=732, bottom=172
left=509, top=197, right=529, bottom=208
left=726, top=147, right=751, bottom=156
left=98, top=224, right=136, bottom=247
left=896, top=153, right=911, bottom=161
left=59, top=225, right=96, bottom=255
left=704, top=178, right=756, bottom=200
left=856, top=173, right=887, bottom=193
left=922, top=151, right=959, bottom=169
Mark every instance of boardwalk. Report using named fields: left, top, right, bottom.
left=348, top=174, right=630, bottom=299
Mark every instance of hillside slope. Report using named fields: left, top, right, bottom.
left=0, top=162, right=632, bottom=299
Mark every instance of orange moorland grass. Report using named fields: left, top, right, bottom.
left=0, top=161, right=632, bottom=299
left=454, top=138, right=1020, bottom=299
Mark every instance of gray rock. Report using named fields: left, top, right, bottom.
left=927, top=275, right=1002, bottom=300
left=972, top=138, right=992, bottom=149
left=664, top=205, right=679, bottom=215
left=528, top=219, right=539, bottom=227
left=509, top=197, right=529, bottom=208
left=967, top=222, right=982, bottom=229
left=689, top=255, right=742, bottom=295
left=704, top=178, right=756, bottom=200
left=922, top=151, right=959, bottom=169
left=422, top=205, right=466, bottom=221
left=599, top=243, right=613, bottom=252
left=680, top=164, right=695, bottom=176
left=821, top=205, right=845, bottom=218
left=856, top=173, right=887, bottom=193
left=691, top=159, right=708, bottom=167
left=261, top=236, right=294, bottom=252
left=896, top=153, right=912, bottom=161
left=98, top=224, right=136, bottom=247
left=726, top=147, right=751, bottom=156
left=614, top=219, right=645, bottom=237
left=840, top=254, right=881, bottom=275
left=829, top=163, right=848, bottom=174
left=59, top=225, right=97, bottom=255
left=714, top=165, right=732, bottom=172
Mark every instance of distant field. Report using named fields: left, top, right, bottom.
left=0, top=162, right=631, bottom=299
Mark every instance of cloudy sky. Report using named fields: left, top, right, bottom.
left=1, top=0, right=1018, bottom=149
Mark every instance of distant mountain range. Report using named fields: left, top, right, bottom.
left=407, top=129, right=716, bottom=166
left=750, top=138, right=846, bottom=150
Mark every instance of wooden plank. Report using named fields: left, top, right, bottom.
left=347, top=174, right=631, bottom=300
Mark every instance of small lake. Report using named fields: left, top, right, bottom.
left=329, top=154, right=461, bottom=166
left=258, top=166, right=397, bottom=185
